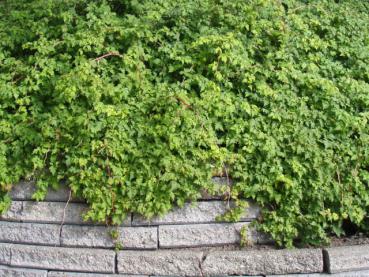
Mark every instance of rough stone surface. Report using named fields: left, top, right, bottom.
left=0, top=265, right=47, bottom=277
left=117, top=250, right=203, bottom=276
left=268, top=272, right=369, bottom=277
left=263, top=249, right=323, bottom=275
left=257, top=273, right=369, bottom=277
left=159, top=222, right=259, bottom=248
left=61, top=225, right=157, bottom=249
left=0, top=201, right=85, bottom=224
left=202, top=248, right=323, bottom=276
left=132, top=201, right=259, bottom=226
left=324, top=245, right=369, bottom=273
left=265, top=273, right=322, bottom=277
left=0, top=243, right=11, bottom=265
left=20, top=201, right=89, bottom=224
left=48, top=272, right=147, bottom=277
left=0, top=222, right=59, bottom=246
left=326, top=270, right=369, bottom=276
left=2, top=201, right=130, bottom=226
left=8, top=243, right=115, bottom=273
left=0, top=201, right=23, bottom=221
left=10, top=181, right=74, bottom=202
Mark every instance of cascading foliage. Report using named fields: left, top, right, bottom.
left=0, top=0, right=368, bottom=247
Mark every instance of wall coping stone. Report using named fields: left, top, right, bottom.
left=117, top=250, right=203, bottom=276
left=323, top=245, right=369, bottom=274
left=202, top=248, right=324, bottom=276
left=158, top=222, right=258, bottom=248
left=48, top=271, right=147, bottom=277
left=61, top=225, right=157, bottom=249
left=0, top=201, right=131, bottom=226
left=0, top=265, right=47, bottom=277
left=0, top=243, right=115, bottom=273
left=132, top=200, right=260, bottom=226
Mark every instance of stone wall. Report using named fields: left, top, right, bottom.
left=0, top=180, right=367, bottom=276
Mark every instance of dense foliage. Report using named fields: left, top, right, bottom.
left=1, top=0, right=368, bottom=247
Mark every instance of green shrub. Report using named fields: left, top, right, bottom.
left=1, top=0, right=368, bottom=247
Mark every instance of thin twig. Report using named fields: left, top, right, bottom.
left=172, top=96, right=205, bottom=129
left=173, top=96, right=193, bottom=110
left=43, top=150, right=50, bottom=165
left=57, top=189, right=72, bottom=246
left=106, top=156, right=116, bottom=225
left=223, top=163, right=231, bottom=209
left=93, top=51, right=123, bottom=62
left=336, top=168, right=344, bottom=206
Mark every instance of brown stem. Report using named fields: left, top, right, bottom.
left=93, top=52, right=123, bottom=62
left=57, top=189, right=72, bottom=246
left=173, top=96, right=193, bottom=110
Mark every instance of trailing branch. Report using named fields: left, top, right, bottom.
left=93, top=52, right=123, bottom=62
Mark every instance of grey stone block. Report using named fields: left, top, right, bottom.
left=2, top=201, right=130, bottom=226
left=0, top=201, right=23, bottom=221
left=202, top=248, right=323, bottom=276
left=20, top=201, right=88, bottom=224
left=324, top=245, right=369, bottom=273
left=61, top=225, right=112, bottom=248
left=48, top=272, right=147, bottom=277
left=8, top=243, right=115, bottom=273
left=132, top=201, right=259, bottom=226
left=61, top=225, right=157, bottom=249
left=327, top=270, right=369, bottom=277
left=0, top=265, right=47, bottom=277
left=117, top=250, right=203, bottom=276
left=10, top=181, right=74, bottom=202
left=288, top=273, right=369, bottom=277
left=0, top=222, right=59, bottom=246
left=159, top=222, right=259, bottom=248
left=265, top=273, right=320, bottom=277
left=0, top=243, right=12, bottom=265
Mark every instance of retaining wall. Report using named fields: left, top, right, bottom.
left=0, top=180, right=367, bottom=276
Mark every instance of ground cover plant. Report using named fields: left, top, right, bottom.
left=0, top=0, right=368, bottom=247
